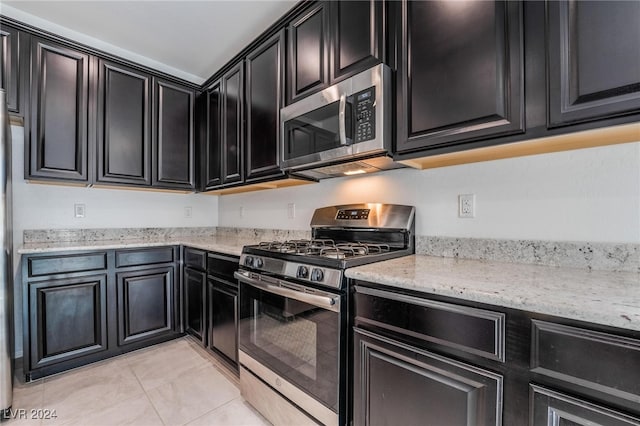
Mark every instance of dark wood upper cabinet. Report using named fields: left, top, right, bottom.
left=396, top=0, right=524, bottom=153
left=547, top=1, right=640, bottom=127
left=245, top=30, right=285, bottom=181
left=221, top=62, right=244, bottom=185
left=203, top=83, right=223, bottom=190
left=287, top=2, right=329, bottom=104
left=329, top=0, right=384, bottom=82
left=0, top=24, right=22, bottom=114
left=287, top=1, right=384, bottom=104
left=28, top=37, right=91, bottom=182
left=96, top=60, right=151, bottom=186
left=153, top=78, right=195, bottom=189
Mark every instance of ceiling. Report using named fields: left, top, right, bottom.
left=1, top=0, right=298, bottom=84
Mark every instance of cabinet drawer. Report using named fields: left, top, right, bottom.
left=531, top=320, right=640, bottom=407
left=530, top=385, right=640, bottom=426
left=27, top=253, right=108, bottom=277
left=355, top=286, right=505, bottom=362
left=115, top=247, right=174, bottom=268
left=184, top=247, right=206, bottom=270
left=207, top=253, right=239, bottom=283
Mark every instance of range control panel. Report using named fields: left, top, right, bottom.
left=336, top=209, right=370, bottom=220
left=354, top=87, right=376, bottom=143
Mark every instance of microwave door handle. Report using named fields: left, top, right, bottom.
left=338, top=94, right=348, bottom=145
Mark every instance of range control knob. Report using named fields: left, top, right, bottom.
left=310, top=268, right=324, bottom=282
left=244, top=256, right=254, bottom=267
left=297, top=265, right=309, bottom=279
left=254, top=257, right=264, bottom=268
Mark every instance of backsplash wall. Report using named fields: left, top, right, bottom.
left=218, top=141, right=640, bottom=244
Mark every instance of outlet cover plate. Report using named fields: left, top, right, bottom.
left=458, top=194, right=475, bottom=218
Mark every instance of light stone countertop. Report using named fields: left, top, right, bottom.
left=18, top=235, right=256, bottom=257
left=345, top=255, right=640, bottom=332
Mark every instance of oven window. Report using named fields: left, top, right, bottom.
left=283, top=101, right=352, bottom=161
left=239, top=282, right=341, bottom=412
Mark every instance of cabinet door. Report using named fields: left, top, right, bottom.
left=208, top=278, right=238, bottom=367
left=547, top=1, right=640, bottom=127
left=245, top=30, right=285, bottom=180
left=28, top=37, right=90, bottom=182
left=0, top=24, right=21, bottom=113
left=29, top=274, right=108, bottom=369
left=530, top=385, right=640, bottom=426
left=396, top=0, right=524, bottom=153
left=353, top=328, right=503, bottom=426
left=287, top=3, right=329, bottom=103
left=153, top=78, right=195, bottom=189
left=203, top=82, right=223, bottom=189
left=117, top=266, right=174, bottom=346
left=184, top=267, right=206, bottom=344
left=221, top=63, right=244, bottom=184
left=329, top=0, right=384, bottom=82
left=96, top=60, right=151, bottom=185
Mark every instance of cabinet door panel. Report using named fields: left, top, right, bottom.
left=97, top=60, right=151, bottom=185
left=153, top=79, right=195, bottom=189
left=204, top=82, right=222, bottom=189
left=354, top=328, right=502, bottom=426
left=530, top=385, right=640, bottom=426
left=29, top=275, right=108, bottom=369
left=0, top=24, right=21, bottom=113
left=288, top=3, right=329, bottom=103
left=397, top=0, right=524, bottom=152
left=246, top=30, right=284, bottom=180
left=221, top=64, right=243, bottom=184
left=117, top=266, right=174, bottom=346
left=184, top=267, right=206, bottom=343
left=547, top=1, right=640, bottom=127
left=208, top=279, right=238, bottom=366
left=29, top=38, right=89, bottom=181
left=330, top=0, right=384, bottom=82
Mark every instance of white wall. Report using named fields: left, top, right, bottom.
left=11, top=125, right=219, bottom=357
left=219, top=141, right=640, bottom=244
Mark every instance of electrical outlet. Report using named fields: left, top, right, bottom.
left=239, top=206, right=245, bottom=218
left=458, top=194, right=475, bottom=218
left=287, top=203, right=296, bottom=219
left=184, top=206, right=192, bottom=218
left=74, top=204, right=85, bottom=218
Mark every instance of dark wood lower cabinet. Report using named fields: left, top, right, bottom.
left=353, top=281, right=640, bottom=426
left=116, top=266, right=174, bottom=346
left=184, top=266, right=206, bottom=344
left=530, top=385, right=640, bottom=426
left=207, top=277, right=238, bottom=369
left=23, top=247, right=180, bottom=380
left=28, top=274, right=108, bottom=370
left=353, top=327, right=502, bottom=426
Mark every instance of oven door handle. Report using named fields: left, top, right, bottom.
left=234, top=271, right=340, bottom=313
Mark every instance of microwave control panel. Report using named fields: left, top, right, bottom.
left=354, top=87, right=376, bottom=143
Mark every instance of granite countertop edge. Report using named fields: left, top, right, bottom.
left=18, top=236, right=252, bottom=257
left=20, top=242, right=640, bottom=332
left=345, top=254, right=640, bottom=333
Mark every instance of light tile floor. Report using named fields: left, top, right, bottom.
left=7, top=338, right=271, bottom=426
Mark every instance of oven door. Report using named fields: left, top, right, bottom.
left=235, top=270, right=344, bottom=425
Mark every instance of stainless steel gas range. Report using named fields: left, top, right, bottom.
left=234, top=204, right=415, bottom=426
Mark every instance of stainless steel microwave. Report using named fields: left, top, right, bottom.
left=280, top=64, right=403, bottom=179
